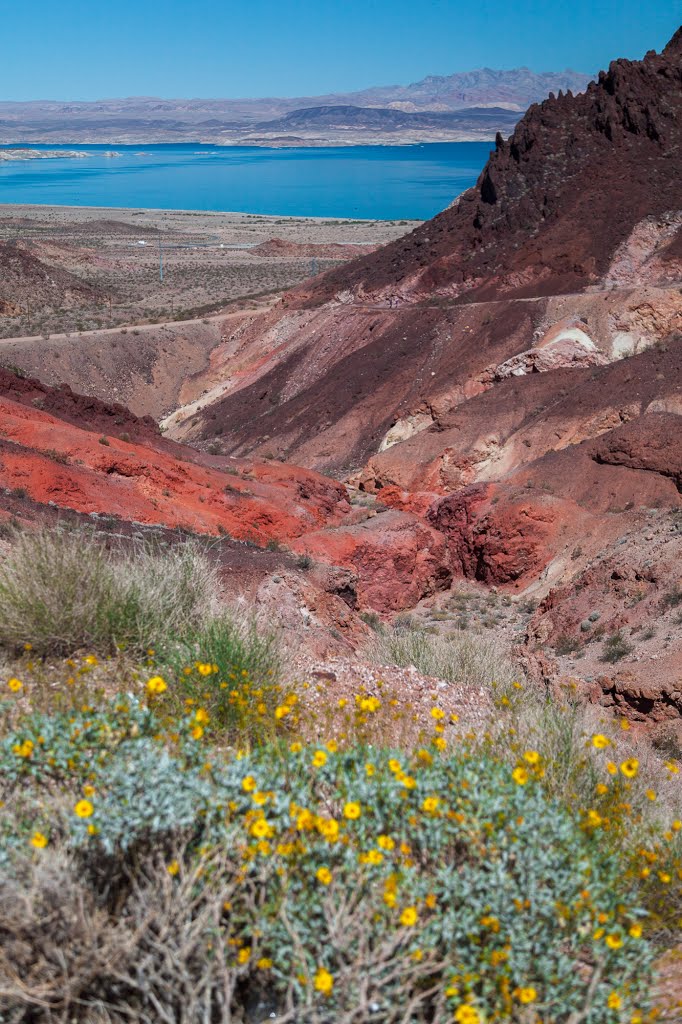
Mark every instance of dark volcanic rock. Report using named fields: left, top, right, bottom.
left=310, top=29, right=682, bottom=303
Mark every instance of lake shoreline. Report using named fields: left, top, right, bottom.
left=0, top=201, right=419, bottom=227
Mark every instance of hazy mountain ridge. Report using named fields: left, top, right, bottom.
left=0, top=66, right=592, bottom=144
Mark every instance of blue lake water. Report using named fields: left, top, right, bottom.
left=0, top=143, right=491, bottom=220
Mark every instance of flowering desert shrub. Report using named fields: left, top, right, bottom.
left=1, top=675, right=679, bottom=1024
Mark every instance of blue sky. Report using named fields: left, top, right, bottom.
left=1, top=0, right=679, bottom=100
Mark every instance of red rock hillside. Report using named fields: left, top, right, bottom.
left=160, top=31, right=682, bottom=723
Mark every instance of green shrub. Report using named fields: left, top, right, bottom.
left=661, top=585, right=682, bottom=610
left=601, top=632, right=633, bottom=664
left=164, top=611, right=283, bottom=740
left=0, top=529, right=217, bottom=657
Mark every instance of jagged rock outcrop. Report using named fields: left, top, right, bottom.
left=311, top=28, right=682, bottom=303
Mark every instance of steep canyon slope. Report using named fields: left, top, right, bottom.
left=163, top=31, right=682, bottom=722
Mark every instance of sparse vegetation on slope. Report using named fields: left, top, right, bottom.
left=364, top=622, right=519, bottom=689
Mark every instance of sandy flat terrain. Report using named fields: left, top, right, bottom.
left=0, top=204, right=417, bottom=339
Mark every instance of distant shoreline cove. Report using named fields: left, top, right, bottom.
left=0, top=137, right=498, bottom=149
left=0, top=142, right=492, bottom=220
left=0, top=148, right=122, bottom=161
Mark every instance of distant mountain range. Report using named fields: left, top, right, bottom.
left=0, top=67, right=593, bottom=146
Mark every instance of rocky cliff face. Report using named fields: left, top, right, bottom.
left=310, top=28, right=682, bottom=303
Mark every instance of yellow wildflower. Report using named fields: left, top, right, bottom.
left=363, top=849, right=384, bottom=866
left=592, top=734, right=610, bottom=749
left=7, top=678, right=22, bottom=692
left=167, top=860, right=180, bottom=876
left=317, top=817, right=339, bottom=840
left=523, top=750, right=540, bottom=764
left=607, top=992, right=622, bottom=1011
left=453, top=1006, right=480, bottom=1024
left=316, top=866, right=332, bottom=885
left=314, top=967, right=334, bottom=995
left=30, top=832, right=48, bottom=849
left=516, top=987, right=537, bottom=1004
left=242, top=776, right=257, bottom=792
left=512, top=766, right=529, bottom=786
left=399, top=906, right=418, bottom=927
left=146, top=675, right=167, bottom=695
left=422, top=796, right=440, bottom=813
left=620, top=759, right=639, bottom=779
left=312, top=750, right=327, bottom=768
left=343, top=801, right=361, bottom=820
left=74, top=799, right=94, bottom=818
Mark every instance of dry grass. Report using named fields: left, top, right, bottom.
left=0, top=528, right=219, bottom=657
left=363, top=624, right=521, bottom=689
left=0, top=843, right=239, bottom=1024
